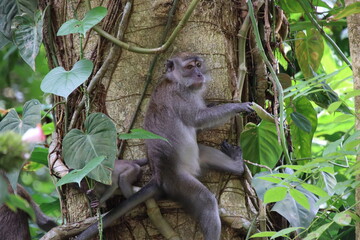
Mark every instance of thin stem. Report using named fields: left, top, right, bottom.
left=86, top=0, right=200, bottom=54
left=247, top=0, right=291, bottom=164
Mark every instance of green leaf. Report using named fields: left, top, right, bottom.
left=119, top=128, right=168, bottom=142
left=57, top=7, right=107, bottom=36
left=331, top=2, right=360, bottom=20
left=301, top=183, right=328, bottom=197
left=0, top=99, right=41, bottom=135
left=251, top=102, right=275, bottom=123
left=29, top=147, right=48, bottom=165
left=40, top=59, right=93, bottom=99
left=344, top=89, right=360, bottom=100
left=264, top=186, right=287, bottom=204
left=56, top=156, right=106, bottom=187
left=42, top=122, right=55, bottom=135
left=250, top=231, right=276, bottom=238
left=333, top=211, right=352, bottom=226
left=258, top=176, right=282, bottom=184
left=289, top=188, right=310, bottom=210
left=63, top=113, right=117, bottom=184
left=0, top=0, right=17, bottom=39
left=6, top=194, right=35, bottom=221
left=272, top=185, right=319, bottom=228
left=241, top=121, right=282, bottom=173
left=12, top=10, right=44, bottom=70
left=295, top=29, right=324, bottom=78
left=271, top=227, right=304, bottom=239
left=303, top=222, right=332, bottom=240
left=327, top=101, right=342, bottom=113
left=290, top=112, right=312, bottom=133
left=286, top=97, right=317, bottom=160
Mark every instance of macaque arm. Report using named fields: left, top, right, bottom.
left=77, top=180, right=160, bottom=240
left=195, top=102, right=253, bottom=129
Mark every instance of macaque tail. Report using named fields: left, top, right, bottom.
left=77, top=180, right=159, bottom=240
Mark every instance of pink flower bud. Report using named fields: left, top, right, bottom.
left=22, top=124, right=46, bottom=143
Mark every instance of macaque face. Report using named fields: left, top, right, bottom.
left=165, top=55, right=209, bottom=89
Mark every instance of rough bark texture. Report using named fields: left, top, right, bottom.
left=41, top=0, right=257, bottom=239
left=345, top=1, right=360, bottom=239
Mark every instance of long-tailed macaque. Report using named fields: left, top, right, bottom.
left=87, top=158, right=147, bottom=207
left=0, top=183, right=58, bottom=240
left=77, top=53, right=253, bottom=240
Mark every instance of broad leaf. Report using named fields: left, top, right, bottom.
left=6, top=194, right=35, bottom=221
left=56, top=156, right=106, bottom=187
left=286, top=97, right=317, bottom=160
left=0, top=0, right=17, bottom=39
left=264, top=186, right=287, bottom=204
left=119, top=128, right=168, bottom=142
left=295, top=29, right=324, bottom=78
left=252, top=171, right=279, bottom=200
left=301, top=183, right=328, bottom=197
left=63, top=113, right=117, bottom=184
left=303, top=222, right=332, bottom=240
left=29, top=147, right=48, bottom=165
left=40, top=59, right=93, bottom=99
left=241, top=121, right=282, bottom=173
left=289, top=188, right=310, bottom=210
left=57, top=7, right=107, bottom=36
left=272, top=185, right=319, bottom=228
left=250, top=232, right=276, bottom=238
left=330, top=2, right=360, bottom=21
left=12, top=11, right=44, bottom=70
left=0, top=99, right=41, bottom=135
left=333, top=211, right=352, bottom=226
left=290, top=112, right=312, bottom=133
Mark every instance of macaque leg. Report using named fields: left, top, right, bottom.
left=198, top=143, right=244, bottom=176
left=118, top=168, right=138, bottom=198
left=164, top=173, right=221, bottom=240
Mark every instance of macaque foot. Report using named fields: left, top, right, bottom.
left=86, top=189, right=100, bottom=208
left=220, top=141, right=243, bottom=162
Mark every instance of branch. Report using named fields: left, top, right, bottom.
left=86, top=0, right=201, bottom=54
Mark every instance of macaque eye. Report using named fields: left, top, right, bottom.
left=186, top=64, right=194, bottom=70
left=196, top=62, right=201, bottom=68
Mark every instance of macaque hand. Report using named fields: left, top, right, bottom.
left=236, top=102, right=254, bottom=113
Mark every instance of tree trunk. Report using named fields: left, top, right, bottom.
left=40, top=0, right=258, bottom=239
left=345, top=1, right=360, bottom=239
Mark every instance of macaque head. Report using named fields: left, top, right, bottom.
left=165, top=53, right=209, bottom=89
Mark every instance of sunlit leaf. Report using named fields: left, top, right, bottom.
left=301, top=183, right=328, bottom=197
left=333, top=211, right=352, bottom=226
left=250, top=231, right=276, bottom=238
left=289, top=188, right=310, bottom=210
left=119, top=128, right=168, bottom=143
left=264, top=186, right=287, bottom=204
left=295, top=29, right=324, bottom=78
left=40, top=59, right=93, bottom=99
left=330, top=2, right=360, bottom=21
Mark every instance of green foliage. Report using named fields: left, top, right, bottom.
left=63, top=113, right=117, bottom=184
left=40, top=59, right=94, bottom=99
left=0, top=0, right=43, bottom=70
left=119, top=128, right=168, bottom=142
left=331, top=2, right=360, bottom=20
left=241, top=121, right=282, bottom=173
left=0, top=131, right=28, bottom=172
left=57, top=7, right=107, bottom=36
left=0, top=99, right=41, bottom=134
left=295, top=29, right=324, bottom=78
left=56, top=156, right=106, bottom=187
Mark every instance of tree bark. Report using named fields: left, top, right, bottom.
left=40, top=0, right=258, bottom=239
left=344, top=1, right=360, bottom=240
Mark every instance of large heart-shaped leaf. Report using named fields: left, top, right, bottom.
left=40, top=59, right=93, bottom=99
left=57, top=7, right=107, bottom=36
left=0, top=0, right=17, bottom=39
left=62, top=113, right=117, bottom=184
left=272, top=185, right=318, bottom=228
left=12, top=11, right=44, bottom=70
left=0, top=99, right=41, bottom=135
left=295, top=29, right=324, bottom=78
left=286, top=96, right=317, bottom=160
left=241, top=121, right=283, bottom=174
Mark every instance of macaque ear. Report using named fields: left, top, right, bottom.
left=165, top=60, right=174, bottom=72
